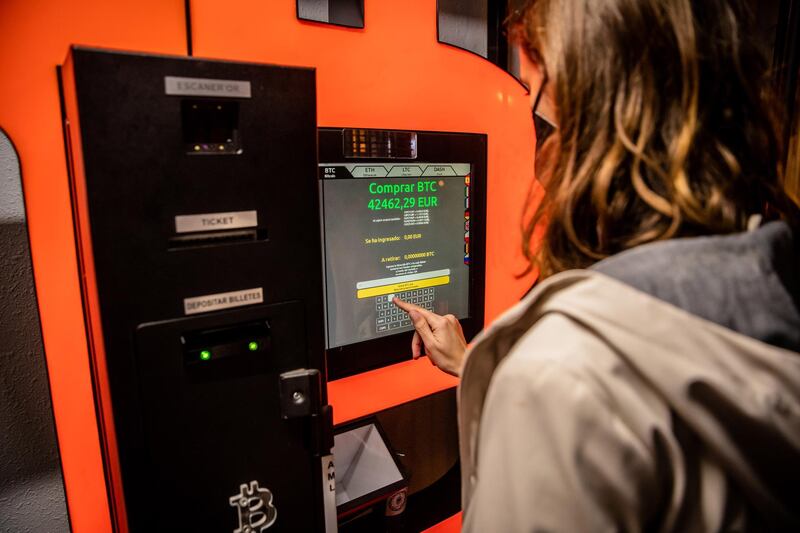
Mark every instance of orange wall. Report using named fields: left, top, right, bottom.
left=423, top=512, right=462, bottom=533
left=0, top=1, right=535, bottom=530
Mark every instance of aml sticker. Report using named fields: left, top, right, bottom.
left=230, top=481, right=277, bottom=532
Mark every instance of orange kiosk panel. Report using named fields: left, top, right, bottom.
left=0, top=0, right=537, bottom=530
left=191, top=3, right=536, bottom=529
left=190, top=0, right=536, bottom=424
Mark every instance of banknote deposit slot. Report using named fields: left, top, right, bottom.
left=182, top=321, right=270, bottom=365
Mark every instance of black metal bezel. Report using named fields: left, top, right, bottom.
left=319, top=127, right=487, bottom=380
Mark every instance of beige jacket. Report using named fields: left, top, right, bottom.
left=459, top=271, right=800, bottom=532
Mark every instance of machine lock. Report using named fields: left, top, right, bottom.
left=279, top=369, right=334, bottom=457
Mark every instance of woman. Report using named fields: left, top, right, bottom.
left=394, top=0, right=800, bottom=530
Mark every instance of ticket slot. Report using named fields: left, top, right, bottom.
left=168, top=228, right=266, bottom=250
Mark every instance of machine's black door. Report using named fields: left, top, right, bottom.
left=136, top=302, right=317, bottom=531
left=62, top=47, right=328, bottom=531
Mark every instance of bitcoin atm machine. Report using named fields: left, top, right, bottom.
left=176, top=2, right=518, bottom=529
left=62, top=47, right=335, bottom=531
left=320, top=127, right=486, bottom=528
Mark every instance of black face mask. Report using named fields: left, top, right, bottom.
left=532, top=72, right=556, bottom=153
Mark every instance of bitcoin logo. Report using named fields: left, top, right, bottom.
left=229, top=481, right=277, bottom=532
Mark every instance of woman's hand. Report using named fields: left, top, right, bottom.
left=392, top=297, right=467, bottom=377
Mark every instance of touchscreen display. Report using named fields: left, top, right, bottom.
left=321, top=163, right=471, bottom=348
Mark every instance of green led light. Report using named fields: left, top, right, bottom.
left=199, top=350, right=211, bottom=361
left=248, top=341, right=259, bottom=352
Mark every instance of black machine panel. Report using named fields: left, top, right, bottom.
left=64, top=47, right=329, bottom=531
left=319, top=128, right=487, bottom=379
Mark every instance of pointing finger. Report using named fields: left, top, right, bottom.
left=393, top=297, right=441, bottom=323
left=393, top=297, right=423, bottom=313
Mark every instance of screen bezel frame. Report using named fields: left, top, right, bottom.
left=319, top=128, right=487, bottom=380
left=333, top=415, right=408, bottom=517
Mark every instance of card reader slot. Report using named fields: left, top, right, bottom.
left=168, top=228, right=265, bottom=250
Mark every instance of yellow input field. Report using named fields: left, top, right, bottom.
left=357, top=275, right=450, bottom=299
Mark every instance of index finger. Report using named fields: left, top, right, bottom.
left=392, top=297, right=439, bottom=322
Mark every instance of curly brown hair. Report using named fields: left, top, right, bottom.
left=510, top=0, right=800, bottom=278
